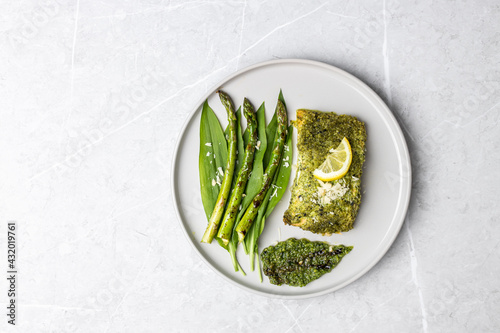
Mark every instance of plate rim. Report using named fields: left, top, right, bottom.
left=171, top=58, right=412, bottom=299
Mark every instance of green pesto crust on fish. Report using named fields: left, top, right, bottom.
left=283, top=109, right=366, bottom=235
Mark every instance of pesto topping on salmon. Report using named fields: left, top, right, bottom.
left=283, top=109, right=366, bottom=235
left=261, top=238, right=353, bottom=287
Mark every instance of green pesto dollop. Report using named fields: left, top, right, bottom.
left=261, top=238, right=353, bottom=287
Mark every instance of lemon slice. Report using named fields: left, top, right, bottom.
left=313, top=137, right=352, bottom=181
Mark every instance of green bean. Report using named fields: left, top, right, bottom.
left=201, top=91, right=237, bottom=244
left=217, top=98, right=258, bottom=246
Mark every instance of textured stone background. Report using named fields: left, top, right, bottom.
left=1, top=0, right=499, bottom=332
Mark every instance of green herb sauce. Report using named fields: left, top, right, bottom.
left=261, top=238, right=353, bottom=287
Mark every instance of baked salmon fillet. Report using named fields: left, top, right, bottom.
left=283, top=109, right=366, bottom=235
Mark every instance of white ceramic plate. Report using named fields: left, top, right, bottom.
left=172, top=59, right=411, bottom=299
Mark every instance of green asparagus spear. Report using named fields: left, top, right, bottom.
left=246, top=125, right=293, bottom=271
left=235, top=99, right=288, bottom=243
left=216, top=98, right=258, bottom=246
left=201, top=91, right=237, bottom=244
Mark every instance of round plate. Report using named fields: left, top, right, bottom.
left=172, top=59, right=411, bottom=299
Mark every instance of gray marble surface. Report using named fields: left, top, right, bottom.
left=1, top=0, right=499, bottom=332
